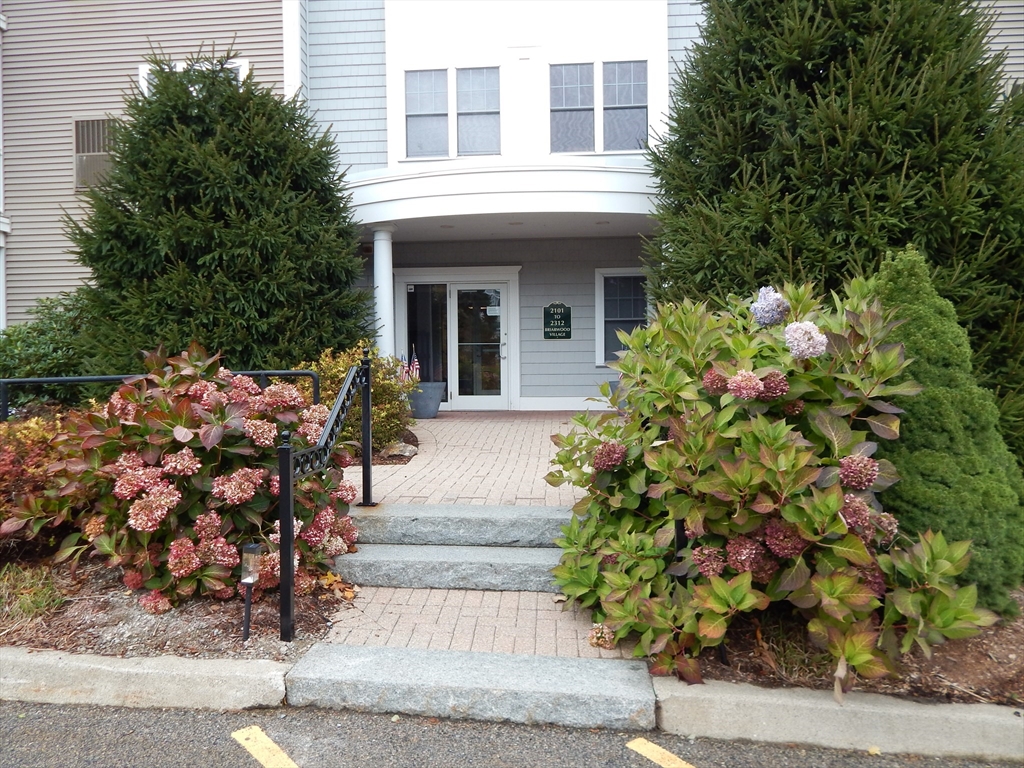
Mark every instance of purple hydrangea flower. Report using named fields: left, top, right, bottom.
left=751, top=286, right=791, bottom=327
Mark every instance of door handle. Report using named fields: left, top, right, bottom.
left=499, top=341, right=507, bottom=360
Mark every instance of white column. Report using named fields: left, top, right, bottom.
left=372, top=224, right=397, bottom=357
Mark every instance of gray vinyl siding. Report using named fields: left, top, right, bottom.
left=300, top=0, right=309, bottom=91
left=391, top=237, right=642, bottom=398
left=1, top=0, right=283, bottom=324
left=979, top=0, right=1024, bottom=92
left=307, top=0, right=386, bottom=175
left=667, top=1, right=703, bottom=87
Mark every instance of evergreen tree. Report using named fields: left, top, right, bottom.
left=646, top=0, right=1024, bottom=458
left=874, top=246, right=1023, bottom=615
left=67, top=51, right=371, bottom=373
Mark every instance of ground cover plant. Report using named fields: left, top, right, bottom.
left=548, top=282, right=997, bottom=693
left=0, top=344, right=358, bottom=613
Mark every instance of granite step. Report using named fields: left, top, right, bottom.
left=350, top=504, right=568, bottom=548
left=286, top=644, right=656, bottom=730
left=331, top=543, right=562, bottom=592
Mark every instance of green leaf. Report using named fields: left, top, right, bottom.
left=830, top=534, right=874, bottom=566
left=811, top=409, right=853, bottom=454
left=863, top=413, right=899, bottom=440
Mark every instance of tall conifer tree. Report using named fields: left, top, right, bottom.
left=646, top=0, right=1024, bottom=457
left=68, top=52, right=371, bottom=373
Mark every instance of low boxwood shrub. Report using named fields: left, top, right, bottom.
left=548, top=282, right=996, bottom=690
left=873, top=247, right=1024, bottom=615
left=298, top=341, right=416, bottom=453
left=0, top=344, right=358, bottom=613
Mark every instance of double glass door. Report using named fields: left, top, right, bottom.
left=405, top=282, right=508, bottom=410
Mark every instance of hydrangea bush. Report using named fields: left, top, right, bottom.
left=547, top=283, right=997, bottom=690
left=1, top=344, right=358, bottom=613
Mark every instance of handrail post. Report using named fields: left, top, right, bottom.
left=277, top=432, right=295, bottom=642
left=359, top=349, right=375, bottom=507
left=311, top=373, right=320, bottom=406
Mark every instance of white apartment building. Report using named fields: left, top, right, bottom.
left=1, top=0, right=1021, bottom=411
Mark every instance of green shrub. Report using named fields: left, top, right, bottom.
left=874, top=247, right=1024, bottom=615
left=548, top=283, right=996, bottom=689
left=0, top=344, right=358, bottom=612
left=0, top=293, right=90, bottom=407
left=67, top=51, right=371, bottom=376
left=645, top=0, right=1024, bottom=461
left=298, top=342, right=416, bottom=453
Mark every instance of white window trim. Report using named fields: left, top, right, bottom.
left=595, top=267, right=645, bottom=367
left=404, top=66, right=501, bottom=161
left=138, top=59, right=250, bottom=96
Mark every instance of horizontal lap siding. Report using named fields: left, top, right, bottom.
left=668, top=0, right=703, bottom=87
left=2, top=0, right=284, bottom=324
left=306, top=0, right=387, bottom=175
left=392, top=237, right=642, bottom=399
left=979, top=0, right=1024, bottom=92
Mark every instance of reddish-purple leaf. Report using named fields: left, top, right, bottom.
left=200, top=424, right=224, bottom=451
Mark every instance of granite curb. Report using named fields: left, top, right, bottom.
left=2, top=644, right=1022, bottom=762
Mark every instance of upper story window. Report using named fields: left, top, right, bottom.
left=550, top=63, right=594, bottom=152
left=603, top=61, right=647, bottom=151
left=406, top=69, right=449, bottom=158
left=457, top=67, right=500, bottom=156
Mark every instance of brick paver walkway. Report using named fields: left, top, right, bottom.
left=331, top=411, right=632, bottom=660
left=351, top=411, right=585, bottom=507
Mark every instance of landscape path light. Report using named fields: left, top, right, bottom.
left=240, top=543, right=262, bottom=641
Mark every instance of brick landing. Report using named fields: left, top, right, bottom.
left=326, top=587, right=636, bottom=660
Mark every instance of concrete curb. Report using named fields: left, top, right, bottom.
left=3, top=645, right=1023, bottom=762
left=0, top=647, right=289, bottom=711
left=654, top=677, right=1024, bottom=763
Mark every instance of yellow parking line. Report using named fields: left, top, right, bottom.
left=232, top=726, right=299, bottom=768
left=627, top=737, right=698, bottom=768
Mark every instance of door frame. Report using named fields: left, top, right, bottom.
left=394, top=266, right=521, bottom=411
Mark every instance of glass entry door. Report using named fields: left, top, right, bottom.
left=451, top=283, right=508, bottom=409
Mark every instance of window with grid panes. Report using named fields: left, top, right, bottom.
left=603, top=61, right=647, bottom=151
left=406, top=69, right=448, bottom=158
left=550, top=63, right=594, bottom=152
left=601, top=274, right=646, bottom=363
left=457, top=67, right=499, bottom=155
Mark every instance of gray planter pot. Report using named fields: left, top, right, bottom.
left=409, top=382, right=446, bottom=419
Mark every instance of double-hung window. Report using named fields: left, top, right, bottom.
left=603, top=61, right=647, bottom=151
left=596, top=269, right=647, bottom=365
left=550, top=63, right=594, bottom=152
left=406, top=69, right=448, bottom=158
left=457, top=67, right=500, bottom=155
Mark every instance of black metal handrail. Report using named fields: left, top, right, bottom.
left=277, top=350, right=374, bottom=642
left=0, top=370, right=320, bottom=421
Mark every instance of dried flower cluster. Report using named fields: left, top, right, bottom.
left=751, top=286, right=790, bottom=327
left=784, top=321, right=828, bottom=360
left=593, top=441, right=627, bottom=470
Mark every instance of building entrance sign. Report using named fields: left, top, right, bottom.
left=543, top=302, right=571, bottom=340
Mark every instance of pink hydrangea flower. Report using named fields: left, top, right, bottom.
left=757, top=370, right=790, bottom=401
left=139, top=590, right=172, bottom=615
left=113, top=464, right=165, bottom=500
left=702, top=369, right=730, bottom=396
left=692, top=545, right=726, bottom=578
left=763, top=518, right=806, bottom=559
left=211, top=467, right=265, bottom=505
left=122, top=570, right=144, bottom=591
left=197, top=536, right=241, bottom=568
left=162, top=447, right=201, bottom=476
left=243, top=418, right=278, bottom=447
left=839, top=454, right=879, bottom=490
left=229, top=374, right=263, bottom=395
left=127, top=480, right=182, bottom=532
left=108, top=391, right=139, bottom=422
left=193, top=511, right=222, bottom=541
left=168, top=538, right=202, bottom=579
left=840, top=493, right=872, bottom=529
left=593, top=441, right=627, bottom=470
left=255, top=383, right=306, bottom=411
left=269, top=475, right=281, bottom=496
left=727, top=370, right=764, bottom=400
left=331, top=480, right=359, bottom=506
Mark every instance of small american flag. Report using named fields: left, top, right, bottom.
left=409, top=350, right=420, bottom=382
left=398, top=353, right=409, bottom=383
